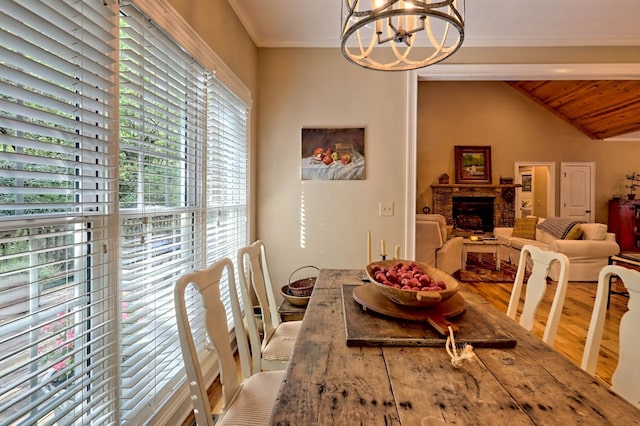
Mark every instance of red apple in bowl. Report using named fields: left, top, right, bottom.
left=366, top=260, right=460, bottom=307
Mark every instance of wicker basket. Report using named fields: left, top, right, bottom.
left=287, top=265, right=319, bottom=297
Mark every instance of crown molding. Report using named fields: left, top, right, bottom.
left=416, top=63, right=640, bottom=81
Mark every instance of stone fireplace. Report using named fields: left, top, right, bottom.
left=431, top=184, right=518, bottom=231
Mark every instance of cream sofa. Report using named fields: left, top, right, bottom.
left=415, top=214, right=463, bottom=275
left=494, top=218, right=620, bottom=282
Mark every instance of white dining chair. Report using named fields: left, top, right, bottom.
left=238, top=240, right=302, bottom=374
left=506, top=244, right=570, bottom=346
left=581, top=264, right=640, bottom=408
left=174, top=258, right=284, bottom=426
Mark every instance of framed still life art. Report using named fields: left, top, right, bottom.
left=301, top=128, right=365, bottom=180
left=454, top=145, right=492, bottom=184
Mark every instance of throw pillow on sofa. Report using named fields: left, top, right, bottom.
left=511, top=217, right=538, bottom=239
left=563, top=224, right=583, bottom=240
left=581, top=223, right=607, bottom=240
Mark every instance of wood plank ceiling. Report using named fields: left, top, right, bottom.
left=506, top=81, right=640, bottom=140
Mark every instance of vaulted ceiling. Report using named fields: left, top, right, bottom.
left=506, top=81, right=640, bottom=140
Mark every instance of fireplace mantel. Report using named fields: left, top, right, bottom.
left=431, top=184, right=520, bottom=229
left=431, top=184, right=522, bottom=189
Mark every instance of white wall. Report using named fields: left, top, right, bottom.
left=257, top=48, right=409, bottom=289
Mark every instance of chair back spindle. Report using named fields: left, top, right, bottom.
left=507, top=245, right=570, bottom=346
left=581, top=264, right=640, bottom=408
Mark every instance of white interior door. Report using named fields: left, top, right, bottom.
left=560, top=162, right=595, bottom=221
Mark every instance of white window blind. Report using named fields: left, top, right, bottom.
left=118, top=4, right=208, bottom=422
left=0, top=1, right=251, bottom=423
left=206, top=77, right=249, bottom=323
left=0, top=1, right=119, bottom=425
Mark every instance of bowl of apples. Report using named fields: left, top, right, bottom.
left=365, top=260, right=460, bottom=307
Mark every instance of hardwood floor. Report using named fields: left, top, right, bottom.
left=465, top=279, right=628, bottom=386
left=181, top=278, right=629, bottom=424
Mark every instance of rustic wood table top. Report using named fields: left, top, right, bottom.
left=269, top=269, right=640, bottom=425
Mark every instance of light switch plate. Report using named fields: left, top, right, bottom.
left=379, top=202, right=394, bottom=216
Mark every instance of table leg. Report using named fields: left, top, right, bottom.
left=607, top=256, right=613, bottom=309
left=606, top=255, right=632, bottom=309
left=462, top=245, right=468, bottom=270
left=495, top=246, right=501, bottom=271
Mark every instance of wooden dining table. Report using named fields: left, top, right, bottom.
left=269, top=268, right=640, bottom=425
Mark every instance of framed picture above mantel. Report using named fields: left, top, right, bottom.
left=454, top=145, right=492, bottom=184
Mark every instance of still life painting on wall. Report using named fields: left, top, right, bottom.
left=301, top=128, right=365, bottom=180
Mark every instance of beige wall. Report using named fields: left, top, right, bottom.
left=417, top=81, right=640, bottom=224
left=257, top=48, right=408, bottom=287
left=168, top=0, right=258, bottom=93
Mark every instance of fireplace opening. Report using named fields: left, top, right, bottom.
left=452, top=196, right=494, bottom=233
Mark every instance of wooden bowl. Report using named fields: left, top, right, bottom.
left=280, top=285, right=311, bottom=307
left=365, top=260, right=460, bottom=307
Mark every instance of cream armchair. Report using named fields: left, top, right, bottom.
left=415, top=214, right=463, bottom=275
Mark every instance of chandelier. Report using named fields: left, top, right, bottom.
left=341, top=0, right=464, bottom=71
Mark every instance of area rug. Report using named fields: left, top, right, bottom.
left=458, top=254, right=523, bottom=283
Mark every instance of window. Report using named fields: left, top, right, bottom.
left=118, top=4, right=208, bottom=420
left=0, top=1, right=119, bottom=424
left=0, top=1, right=250, bottom=424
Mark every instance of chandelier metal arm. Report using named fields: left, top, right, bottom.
left=379, top=13, right=426, bottom=45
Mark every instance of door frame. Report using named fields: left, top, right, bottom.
left=405, top=63, right=640, bottom=259
left=514, top=161, right=556, bottom=218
